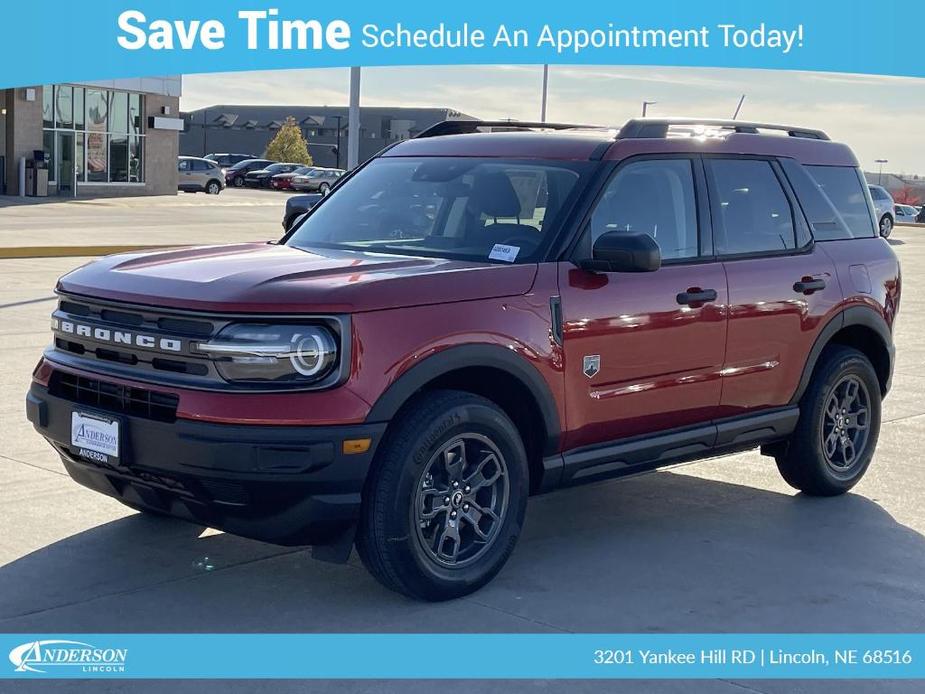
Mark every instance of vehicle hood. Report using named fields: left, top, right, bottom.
left=56, top=243, right=539, bottom=314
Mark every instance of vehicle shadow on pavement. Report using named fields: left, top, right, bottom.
left=1, top=470, right=924, bottom=636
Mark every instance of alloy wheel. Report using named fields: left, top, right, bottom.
left=413, top=433, right=509, bottom=568
left=821, top=374, right=871, bottom=475
left=880, top=216, right=893, bottom=237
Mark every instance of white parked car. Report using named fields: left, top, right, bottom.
left=868, top=185, right=895, bottom=237
left=894, top=204, right=920, bottom=225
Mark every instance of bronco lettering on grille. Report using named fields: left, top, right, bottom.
left=52, top=318, right=182, bottom=352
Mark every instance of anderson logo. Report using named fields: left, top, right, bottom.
left=52, top=317, right=182, bottom=352
left=9, top=640, right=128, bottom=674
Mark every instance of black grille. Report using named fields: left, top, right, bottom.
left=50, top=371, right=179, bottom=423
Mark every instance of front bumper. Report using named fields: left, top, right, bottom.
left=26, top=382, right=385, bottom=547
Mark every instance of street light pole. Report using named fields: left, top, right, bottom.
left=642, top=101, right=657, bottom=117
left=540, top=64, right=549, bottom=123
left=334, top=115, right=342, bottom=169
left=876, top=159, right=889, bottom=186
left=347, top=67, right=361, bottom=170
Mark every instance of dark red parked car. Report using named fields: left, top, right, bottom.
left=270, top=166, right=314, bottom=191
left=27, top=119, right=901, bottom=600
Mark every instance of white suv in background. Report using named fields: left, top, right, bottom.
left=869, top=184, right=895, bottom=237
left=177, top=156, right=226, bottom=195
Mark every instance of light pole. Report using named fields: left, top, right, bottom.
left=347, top=67, right=361, bottom=170
left=642, top=101, right=657, bottom=117
left=540, top=64, right=549, bottom=123
left=876, top=159, right=889, bottom=185
left=333, top=114, right=343, bottom=169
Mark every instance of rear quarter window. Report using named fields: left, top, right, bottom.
left=782, top=161, right=876, bottom=240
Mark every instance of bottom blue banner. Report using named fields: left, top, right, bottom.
left=2, top=634, right=923, bottom=679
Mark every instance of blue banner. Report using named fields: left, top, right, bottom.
left=0, top=1, right=919, bottom=88
left=2, top=634, right=925, bottom=679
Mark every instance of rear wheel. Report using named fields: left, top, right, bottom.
left=879, top=214, right=894, bottom=238
left=356, top=390, right=528, bottom=601
left=775, top=345, right=881, bottom=496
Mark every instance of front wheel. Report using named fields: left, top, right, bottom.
left=206, top=180, right=222, bottom=195
left=775, top=345, right=881, bottom=496
left=880, top=214, right=894, bottom=238
left=232, top=177, right=244, bottom=188
left=319, top=182, right=330, bottom=194
left=356, top=390, right=528, bottom=601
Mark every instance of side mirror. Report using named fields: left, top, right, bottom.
left=579, top=231, right=661, bottom=273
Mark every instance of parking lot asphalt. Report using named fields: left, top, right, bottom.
left=0, top=196, right=923, bottom=693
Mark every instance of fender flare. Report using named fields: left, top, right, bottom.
left=789, top=305, right=894, bottom=404
left=365, top=343, right=562, bottom=454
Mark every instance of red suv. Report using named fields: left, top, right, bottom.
left=27, top=119, right=901, bottom=600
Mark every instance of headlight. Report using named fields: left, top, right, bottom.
left=197, top=324, right=338, bottom=385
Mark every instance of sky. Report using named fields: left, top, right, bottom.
left=181, top=65, right=925, bottom=175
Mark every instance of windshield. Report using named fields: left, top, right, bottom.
left=285, top=157, right=586, bottom=263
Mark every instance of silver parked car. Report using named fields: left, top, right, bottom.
left=178, top=156, right=226, bottom=195
left=291, top=167, right=345, bottom=194
left=869, top=184, right=894, bottom=237
left=894, top=204, right=919, bottom=225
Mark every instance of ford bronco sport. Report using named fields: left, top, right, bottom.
left=27, top=118, right=901, bottom=601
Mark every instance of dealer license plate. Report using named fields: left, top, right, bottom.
left=71, top=411, right=120, bottom=463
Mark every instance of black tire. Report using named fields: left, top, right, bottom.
left=233, top=177, right=244, bottom=188
left=356, top=390, right=528, bottom=601
left=206, top=180, right=222, bottom=195
left=880, top=214, right=894, bottom=238
left=775, top=345, right=881, bottom=496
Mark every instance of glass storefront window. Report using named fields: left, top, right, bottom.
left=74, top=88, right=85, bottom=130
left=129, top=93, right=142, bottom=135
left=42, top=130, right=55, bottom=178
left=85, top=89, right=108, bottom=133
left=42, top=86, right=54, bottom=128
left=86, top=132, right=107, bottom=182
left=75, top=134, right=85, bottom=183
left=55, top=86, right=73, bottom=130
left=43, top=86, right=144, bottom=186
left=109, top=92, right=128, bottom=133
left=129, top=135, right=143, bottom=182
left=109, top=134, right=128, bottom=182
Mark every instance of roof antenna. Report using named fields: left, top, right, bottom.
left=732, top=94, right=746, bottom=120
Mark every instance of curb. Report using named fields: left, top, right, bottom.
left=0, top=245, right=187, bottom=259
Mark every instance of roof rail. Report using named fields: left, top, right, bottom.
left=415, top=119, right=607, bottom=139
left=617, top=118, right=830, bottom=141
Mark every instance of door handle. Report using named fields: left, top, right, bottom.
left=793, top=277, right=826, bottom=294
left=676, top=288, right=718, bottom=306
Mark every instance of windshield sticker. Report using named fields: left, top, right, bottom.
left=489, top=244, right=520, bottom=263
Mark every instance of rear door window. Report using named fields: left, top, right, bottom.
left=707, top=159, right=797, bottom=255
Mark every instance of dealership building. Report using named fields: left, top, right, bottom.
left=1, top=77, right=182, bottom=197
left=180, top=105, right=473, bottom=168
